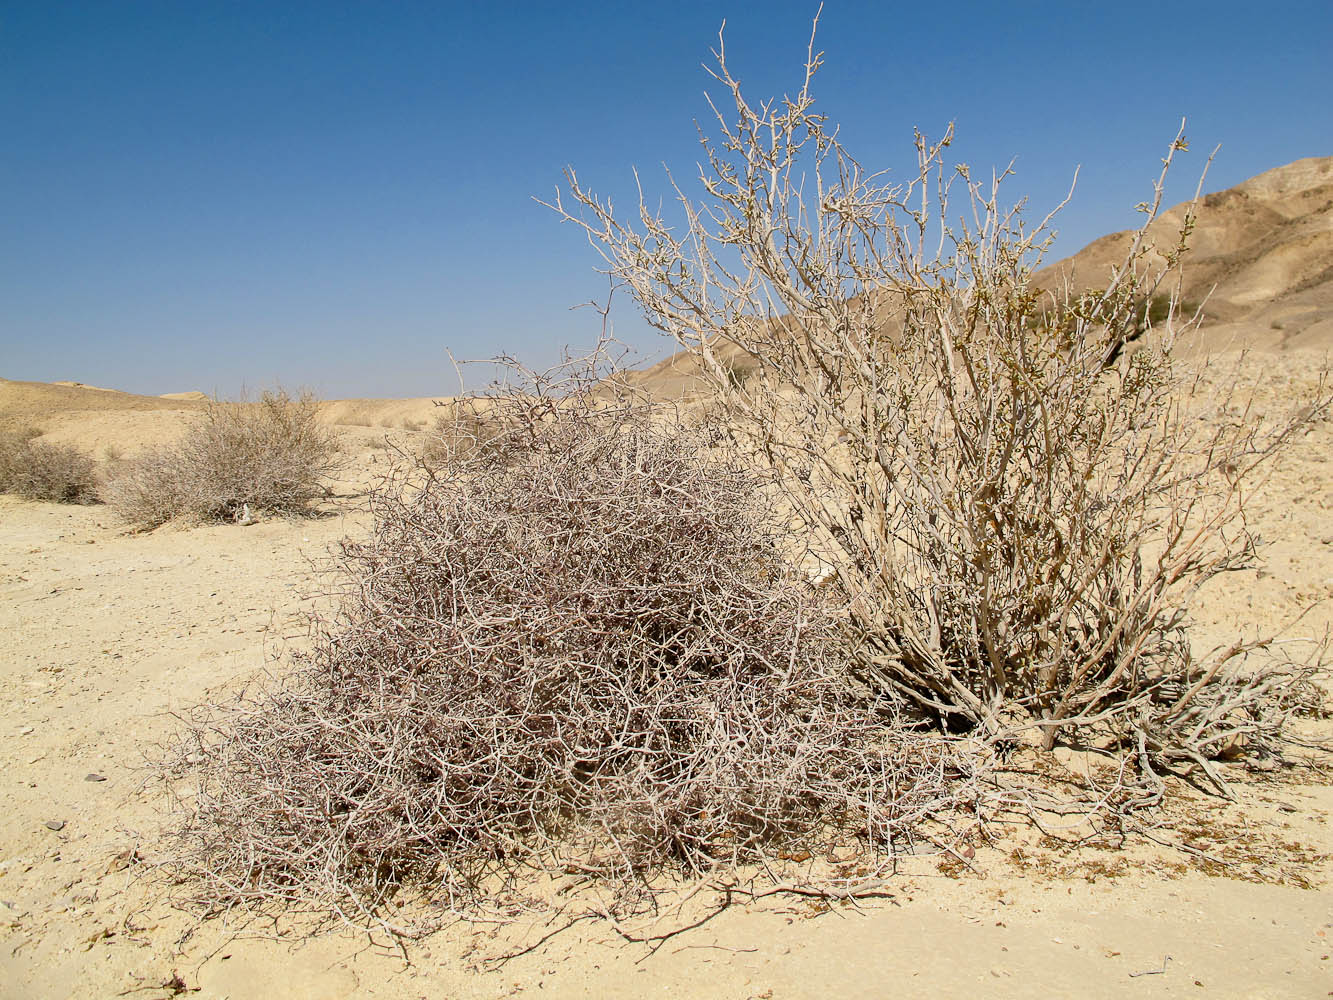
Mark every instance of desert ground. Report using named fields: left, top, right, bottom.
left=2, top=158, right=1332, bottom=998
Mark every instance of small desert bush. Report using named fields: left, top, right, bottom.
left=0, top=428, right=100, bottom=504
left=159, top=360, right=976, bottom=914
left=0, top=427, right=40, bottom=488
left=105, top=389, right=341, bottom=528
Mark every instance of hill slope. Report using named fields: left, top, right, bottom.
left=1040, top=155, right=1333, bottom=348
left=627, top=155, right=1333, bottom=399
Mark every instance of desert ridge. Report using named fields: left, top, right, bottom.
left=620, top=155, right=1333, bottom=402
left=1036, top=155, right=1333, bottom=349
left=0, top=375, right=458, bottom=462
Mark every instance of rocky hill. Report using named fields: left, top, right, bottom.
left=627, top=155, right=1333, bottom=399
left=1041, top=155, right=1333, bottom=349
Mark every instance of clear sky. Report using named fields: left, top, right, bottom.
left=3, top=1, right=1330, bottom=399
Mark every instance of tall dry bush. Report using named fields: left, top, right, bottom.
left=160, top=352, right=977, bottom=916
left=105, top=389, right=341, bottom=528
left=0, top=428, right=100, bottom=504
left=547, top=20, right=1329, bottom=792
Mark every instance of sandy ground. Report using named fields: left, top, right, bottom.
left=1, top=349, right=1331, bottom=999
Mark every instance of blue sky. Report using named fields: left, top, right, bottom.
left=3, top=1, right=1330, bottom=398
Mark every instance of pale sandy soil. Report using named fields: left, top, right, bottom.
left=1, top=348, right=1331, bottom=999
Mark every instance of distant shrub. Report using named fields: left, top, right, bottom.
left=104, top=389, right=341, bottom=529
left=0, top=427, right=40, bottom=487
left=0, top=429, right=100, bottom=504
left=417, top=398, right=519, bottom=468
left=712, top=358, right=753, bottom=391
left=102, top=446, right=193, bottom=529
left=1145, top=292, right=1199, bottom=327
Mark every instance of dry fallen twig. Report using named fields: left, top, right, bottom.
left=1129, top=955, right=1172, bottom=977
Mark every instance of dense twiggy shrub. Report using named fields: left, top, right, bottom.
left=104, top=390, right=341, bottom=528
left=417, top=399, right=508, bottom=467
left=548, top=21, right=1330, bottom=792
left=0, top=428, right=40, bottom=490
left=160, top=361, right=976, bottom=914
left=0, top=429, right=100, bottom=504
left=101, top=446, right=192, bottom=529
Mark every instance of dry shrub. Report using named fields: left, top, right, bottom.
left=0, top=427, right=41, bottom=489
left=104, top=389, right=341, bottom=528
left=548, top=20, right=1331, bottom=794
left=102, top=445, right=194, bottom=529
left=416, top=397, right=524, bottom=469
left=159, top=355, right=977, bottom=915
left=0, top=428, right=100, bottom=504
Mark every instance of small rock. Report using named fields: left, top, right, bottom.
left=105, top=848, right=142, bottom=874
left=44, top=820, right=66, bottom=832
left=84, top=773, right=107, bottom=782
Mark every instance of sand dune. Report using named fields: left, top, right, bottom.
left=0, top=376, right=452, bottom=460
left=0, top=377, right=204, bottom=425
left=0, top=379, right=206, bottom=457
left=316, top=396, right=445, bottom=430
